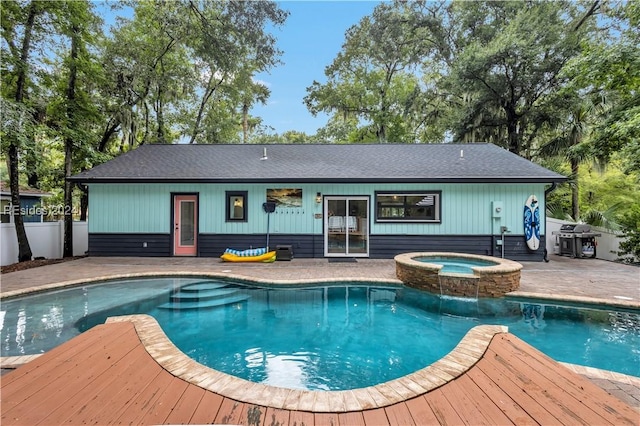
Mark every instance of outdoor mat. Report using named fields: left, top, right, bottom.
left=328, top=258, right=358, bottom=263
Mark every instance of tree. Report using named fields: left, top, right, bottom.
left=562, top=1, right=640, bottom=173
left=436, top=1, right=588, bottom=156
left=48, top=0, right=102, bottom=257
left=97, top=0, right=287, bottom=147
left=538, top=98, right=597, bottom=219
left=1, top=0, right=48, bottom=262
left=304, top=2, right=438, bottom=143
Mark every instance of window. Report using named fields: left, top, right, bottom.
left=226, top=191, right=247, bottom=221
left=375, top=191, right=441, bottom=223
left=1, top=199, right=11, bottom=223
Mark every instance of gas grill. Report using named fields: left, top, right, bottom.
left=551, top=224, right=601, bottom=258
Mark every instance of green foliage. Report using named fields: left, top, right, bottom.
left=616, top=205, right=640, bottom=264
left=304, top=2, right=439, bottom=143
left=561, top=1, right=640, bottom=173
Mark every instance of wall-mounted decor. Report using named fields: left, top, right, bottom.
left=267, top=188, right=303, bottom=207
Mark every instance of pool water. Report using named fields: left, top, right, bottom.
left=415, top=256, right=498, bottom=274
left=1, top=278, right=638, bottom=390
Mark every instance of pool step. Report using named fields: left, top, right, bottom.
left=170, top=288, right=238, bottom=302
left=158, top=294, right=250, bottom=310
left=180, top=282, right=229, bottom=292
left=159, top=281, right=249, bottom=310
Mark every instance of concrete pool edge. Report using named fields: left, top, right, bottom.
left=105, top=313, right=506, bottom=412
left=0, top=271, right=405, bottom=300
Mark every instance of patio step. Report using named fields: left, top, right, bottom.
left=158, top=294, right=250, bottom=310
left=170, top=288, right=238, bottom=302
left=180, top=282, right=229, bottom=292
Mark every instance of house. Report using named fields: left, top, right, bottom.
left=68, top=143, right=566, bottom=261
left=0, top=181, right=51, bottom=223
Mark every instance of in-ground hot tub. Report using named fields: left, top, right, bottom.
left=395, top=252, right=523, bottom=298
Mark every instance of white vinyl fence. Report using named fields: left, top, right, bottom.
left=1, top=221, right=88, bottom=266
left=546, top=217, right=630, bottom=262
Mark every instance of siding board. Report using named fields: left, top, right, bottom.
left=89, top=234, right=171, bottom=257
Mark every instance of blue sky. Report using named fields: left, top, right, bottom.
left=252, top=1, right=381, bottom=135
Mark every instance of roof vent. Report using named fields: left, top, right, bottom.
left=460, top=149, right=464, bottom=159
left=260, top=147, right=268, bottom=161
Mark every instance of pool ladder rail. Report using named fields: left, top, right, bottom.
left=158, top=282, right=250, bottom=310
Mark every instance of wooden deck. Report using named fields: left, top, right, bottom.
left=1, top=320, right=637, bottom=425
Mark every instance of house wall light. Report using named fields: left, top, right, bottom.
left=315, top=192, right=322, bottom=204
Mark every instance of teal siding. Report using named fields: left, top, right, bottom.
left=88, top=182, right=547, bottom=236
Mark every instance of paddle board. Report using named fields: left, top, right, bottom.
left=524, top=195, right=540, bottom=250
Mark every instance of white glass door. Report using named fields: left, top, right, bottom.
left=324, top=196, right=369, bottom=257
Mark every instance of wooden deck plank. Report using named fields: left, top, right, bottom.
left=488, top=336, right=621, bottom=425
left=238, top=404, right=267, bottom=426
left=464, top=363, right=538, bottom=425
left=496, top=334, right=639, bottom=424
left=138, top=376, right=190, bottom=425
left=112, top=368, right=176, bottom=424
left=447, top=374, right=514, bottom=425
left=384, top=402, right=416, bottom=425
left=361, top=408, right=390, bottom=425
left=1, top=326, right=142, bottom=424
left=404, top=395, right=441, bottom=425
left=423, top=388, right=465, bottom=425
left=163, top=383, right=207, bottom=425
left=263, top=407, right=291, bottom=426
left=33, top=344, right=158, bottom=425
left=214, top=397, right=247, bottom=425
left=58, top=345, right=157, bottom=424
left=189, top=388, right=225, bottom=424
left=440, top=378, right=496, bottom=425
left=476, top=348, right=559, bottom=424
left=314, top=412, right=340, bottom=425
left=337, top=410, right=366, bottom=426
left=0, top=323, right=132, bottom=388
left=88, top=358, right=164, bottom=424
left=288, top=409, right=315, bottom=426
left=0, top=322, right=132, bottom=394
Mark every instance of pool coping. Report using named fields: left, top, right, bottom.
left=104, top=313, right=506, bottom=412
left=0, top=271, right=404, bottom=300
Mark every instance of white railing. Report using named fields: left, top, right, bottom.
left=1, top=221, right=88, bottom=266
left=546, top=217, right=632, bottom=262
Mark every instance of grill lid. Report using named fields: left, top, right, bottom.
left=560, top=223, right=592, bottom=233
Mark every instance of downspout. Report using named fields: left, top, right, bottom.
left=543, top=182, right=559, bottom=262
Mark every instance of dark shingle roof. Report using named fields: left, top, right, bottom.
left=68, top=143, right=566, bottom=184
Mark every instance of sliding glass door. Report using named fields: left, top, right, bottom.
left=324, top=196, right=369, bottom=257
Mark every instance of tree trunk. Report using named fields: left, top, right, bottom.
left=571, top=158, right=580, bottom=220
left=8, top=144, right=32, bottom=262
left=78, top=183, right=89, bottom=221
left=505, top=106, right=520, bottom=155
left=242, top=102, right=249, bottom=143
left=9, top=0, right=39, bottom=262
left=63, top=25, right=79, bottom=258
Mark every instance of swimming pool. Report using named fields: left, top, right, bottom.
left=1, top=277, right=638, bottom=389
left=415, top=256, right=498, bottom=274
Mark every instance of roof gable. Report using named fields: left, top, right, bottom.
left=69, top=143, right=566, bottom=184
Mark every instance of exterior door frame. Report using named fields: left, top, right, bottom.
left=324, top=195, right=369, bottom=257
left=172, top=193, right=199, bottom=256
